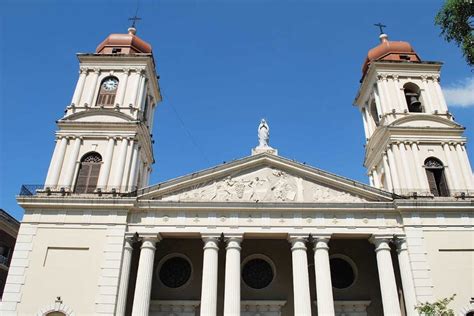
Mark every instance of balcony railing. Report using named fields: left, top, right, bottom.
left=18, top=185, right=138, bottom=197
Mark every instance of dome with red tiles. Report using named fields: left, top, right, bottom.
left=96, top=27, right=152, bottom=55
left=362, top=34, right=420, bottom=75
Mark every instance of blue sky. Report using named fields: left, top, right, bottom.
left=1, top=0, right=473, bottom=220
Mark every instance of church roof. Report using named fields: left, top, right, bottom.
left=362, top=33, right=420, bottom=76
left=138, top=152, right=395, bottom=203
left=95, top=27, right=152, bottom=54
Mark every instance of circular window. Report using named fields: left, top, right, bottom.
left=158, top=256, right=192, bottom=288
left=242, top=257, right=274, bottom=289
left=330, top=256, right=356, bottom=289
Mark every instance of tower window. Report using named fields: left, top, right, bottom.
left=403, top=83, right=423, bottom=113
left=97, top=76, right=119, bottom=106
left=424, top=157, right=449, bottom=197
left=75, top=152, right=102, bottom=194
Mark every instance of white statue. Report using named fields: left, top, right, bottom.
left=258, top=119, right=269, bottom=147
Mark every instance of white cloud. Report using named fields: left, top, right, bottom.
left=442, top=77, right=474, bottom=108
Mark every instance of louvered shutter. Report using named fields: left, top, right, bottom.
left=75, top=164, right=90, bottom=193
left=426, top=169, right=439, bottom=196
left=86, top=164, right=101, bottom=193
left=438, top=171, right=449, bottom=197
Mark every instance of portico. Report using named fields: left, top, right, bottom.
left=117, top=229, right=414, bottom=316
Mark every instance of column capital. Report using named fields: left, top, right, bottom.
left=288, top=235, right=308, bottom=250
left=202, top=235, right=220, bottom=250
left=393, top=235, right=408, bottom=253
left=224, top=235, right=242, bottom=251
left=369, top=234, right=393, bottom=251
left=312, top=234, right=331, bottom=251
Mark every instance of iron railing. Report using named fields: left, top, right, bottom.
left=18, top=185, right=138, bottom=197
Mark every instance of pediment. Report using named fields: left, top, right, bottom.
left=140, top=154, right=392, bottom=203
left=62, top=109, right=134, bottom=123
left=391, top=115, right=461, bottom=129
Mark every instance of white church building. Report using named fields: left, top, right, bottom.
left=0, top=26, right=473, bottom=316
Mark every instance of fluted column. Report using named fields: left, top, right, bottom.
left=289, top=236, right=312, bottom=316
left=313, top=235, right=335, bottom=316
left=399, top=142, right=413, bottom=190
left=48, top=136, right=68, bottom=188
left=113, top=137, right=129, bottom=190
left=127, top=144, right=140, bottom=191
left=361, top=107, right=370, bottom=138
left=455, top=143, right=474, bottom=189
left=420, top=75, right=434, bottom=112
left=392, top=143, right=406, bottom=193
left=387, top=145, right=401, bottom=192
left=63, top=137, right=82, bottom=190
left=382, top=152, right=393, bottom=192
left=223, top=236, right=242, bottom=316
left=200, top=236, right=220, bottom=316
left=442, top=142, right=458, bottom=191
left=71, top=68, right=88, bottom=106
left=370, top=235, right=401, bottom=316
left=394, top=237, right=418, bottom=316
left=86, top=68, right=100, bottom=107
left=411, top=142, right=427, bottom=193
left=372, top=168, right=380, bottom=188
left=117, top=68, right=130, bottom=107
left=97, top=137, right=115, bottom=190
left=131, top=236, right=159, bottom=316
left=131, top=69, right=145, bottom=107
left=432, top=76, right=448, bottom=112
left=116, top=237, right=134, bottom=316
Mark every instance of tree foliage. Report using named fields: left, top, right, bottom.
left=415, top=294, right=456, bottom=316
left=435, top=0, right=474, bottom=66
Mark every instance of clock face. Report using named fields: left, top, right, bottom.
left=102, top=78, right=118, bottom=91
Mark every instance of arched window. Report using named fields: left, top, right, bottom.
left=403, top=83, right=423, bottom=113
left=96, top=76, right=119, bottom=106
left=466, top=312, right=474, bottom=316
left=424, top=157, right=449, bottom=197
left=75, top=152, right=102, bottom=193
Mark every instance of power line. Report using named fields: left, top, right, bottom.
left=167, top=101, right=211, bottom=165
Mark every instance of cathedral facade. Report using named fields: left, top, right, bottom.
left=0, top=27, right=473, bottom=316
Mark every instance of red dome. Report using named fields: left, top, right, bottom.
left=96, top=27, right=152, bottom=55
left=362, top=34, right=420, bottom=75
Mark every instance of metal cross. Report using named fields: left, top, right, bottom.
left=129, top=15, right=142, bottom=28
left=374, top=23, right=387, bottom=34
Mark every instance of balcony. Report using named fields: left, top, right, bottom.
left=18, top=185, right=138, bottom=198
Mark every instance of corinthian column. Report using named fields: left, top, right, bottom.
left=97, top=137, right=115, bottom=190
left=394, top=237, right=418, bottom=316
left=71, top=68, right=88, bottom=106
left=86, top=68, right=100, bottom=107
left=200, top=236, right=220, bottom=316
left=112, top=137, right=129, bottom=190
left=131, top=236, right=159, bottom=316
left=116, top=237, right=134, bottom=316
left=223, top=235, right=242, bottom=316
left=370, top=235, right=402, bottom=316
left=47, top=136, right=68, bottom=188
left=313, top=235, right=335, bottom=316
left=289, top=236, right=312, bottom=316
left=63, top=136, right=82, bottom=190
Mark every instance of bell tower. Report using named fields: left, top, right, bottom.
left=354, top=32, right=473, bottom=197
left=44, top=27, right=162, bottom=194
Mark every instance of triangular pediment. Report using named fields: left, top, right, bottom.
left=139, top=154, right=393, bottom=203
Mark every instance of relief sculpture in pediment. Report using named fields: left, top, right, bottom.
left=158, top=167, right=366, bottom=203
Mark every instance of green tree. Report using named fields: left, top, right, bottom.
left=435, top=0, right=474, bottom=66
left=415, top=294, right=456, bottom=316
